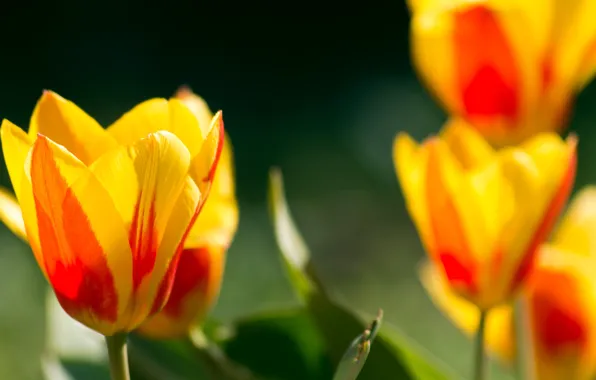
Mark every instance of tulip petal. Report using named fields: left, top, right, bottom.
left=107, top=98, right=204, bottom=157
left=441, top=118, right=494, bottom=169
left=1, top=120, right=43, bottom=271
left=146, top=175, right=201, bottom=318
left=0, top=187, right=26, bottom=241
left=185, top=134, right=238, bottom=248
left=29, top=135, right=133, bottom=335
left=531, top=245, right=596, bottom=380
left=418, top=260, right=514, bottom=363
left=549, top=0, right=596, bottom=90
left=412, top=1, right=547, bottom=143
left=120, top=131, right=198, bottom=327
left=474, top=149, right=540, bottom=304
left=29, top=91, right=117, bottom=165
left=137, top=245, right=225, bottom=338
left=508, top=135, right=577, bottom=288
left=189, top=111, right=225, bottom=195
left=411, top=8, right=459, bottom=114
left=175, top=87, right=214, bottom=137
left=453, top=4, right=521, bottom=121
left=551, top=186, right=596, bottom=256
left=89, top=148, right=139, bottom=228
left=393, top=133, right=433, bottom=252
left=425, top=139, right=477, bottom=296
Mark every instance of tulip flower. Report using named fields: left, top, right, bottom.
left=0, top=90, right=224, bottom=337
left=409, top=0, right=596, bottom=145
left=419, top=186, right=596, bottom=380
left=137, top=88, right=239, bottom=338
left=393, top=119, right=576, bottom=311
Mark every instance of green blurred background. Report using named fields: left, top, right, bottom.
left=2, top=1, right=596, bottom=379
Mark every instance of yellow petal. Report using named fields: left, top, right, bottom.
left=29, top=91, right=117, bottom=165
left=120, top=131, right=197, bottom=328
left=477, top=148, right=539, bottom=304
left=189, top=111, right=224, bottom=195
left=90, top=131, right=199, bottom=329
left=89, top=148, right=139, bottom=228
left=136, top=244, right=225, bottom=338
left=29, top=135, right=132, bottom=335
left=1, top=120, right=43, bottom=271
left=502, top=134, right=572, bottom=258
left=175, top=86, right=214, bottom=138
left=393, top=133, right=433, bottom=252
left=440, top=118, right=494, bottom=169
left=0, top=187, right=26, bottom=242
left=148, top=175, right=201, bottom=317
left=549, top=0, right=596, bottom=90
left=411, top=7, right=459, bottom=113
left=550, top=186, right=596, bottom=257
left=107, top=98, right=204, bottom=157
left=185, top=135, right=238, bottom=248
left=1, top=120, right=33, bottom=201
left=419, top=260, right=514, bottom=363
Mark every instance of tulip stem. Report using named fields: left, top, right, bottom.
left=514, top=297, right=535, bottom=380
left=105, top=333, right=131, bottom=380
left=473, top=309, right=488, bottom=380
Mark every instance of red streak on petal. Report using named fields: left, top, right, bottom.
left=425, top=140, right=477, bottom=295
left=128, top=194, right=158, bottom=292
left=542, top=52, right=555, bottom=93
left=147, top=199, right=203, bottom=315
left=532, top=273, right=587, bottom=353
left=32, top=136, right=117, bottom=322
left=438, top=252, right=476, bottom=292
left=510, top=146, right=577, bottom=291
left=454, top=5, right=520, bottom=123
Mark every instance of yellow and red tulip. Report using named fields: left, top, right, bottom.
left=137, top=88, right=239, bottom=338
left=0, top=90, right=224, bottom=336
left=394, top=119, right=576, bottom=310
left=409, top=0, right=596, bottom=145
left=419, top=187, right=596, bottom=380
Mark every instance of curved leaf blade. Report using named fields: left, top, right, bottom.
left=268, top=168, right=456, bottom=380
left=333, top=310, right=382, bottom=380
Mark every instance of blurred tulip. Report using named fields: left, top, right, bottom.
left=408, top=0, right=596, bottom=145
left=0, top=90, right=224, bottom=336
left=394, top=119, right=576, bottom=310
left=420, top=187, right=596, bottom=380
left=137, top=88, right=239, bottom=338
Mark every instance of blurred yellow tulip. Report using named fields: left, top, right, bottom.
left=394, top=119, right=576, bottom=310
left=420, top=187, right=596, bottom=380
left=0, top=90, right=224, bottom=336
left=409, top=0, right=596, bottom=145
left=137, top=88, right=239, bottom=338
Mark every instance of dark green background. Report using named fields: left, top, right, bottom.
left=1, top=1, right=596, bottom=379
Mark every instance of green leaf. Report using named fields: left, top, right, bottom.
left=221, top=308, right=334, bottom=380
left=332, top=310, right=382, bottom=380
left=268, top=168, right=456, bottom=380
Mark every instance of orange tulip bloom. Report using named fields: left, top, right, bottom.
left=394, top=120, right=576, bottom=310
left=409, top=0, right=596, bottom=145
left=137, top=88, right=239, bottom=338
left=0, top=90, right=224, bottom=336
left=420, top=187, right=596, bottom=380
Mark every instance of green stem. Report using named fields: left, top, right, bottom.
left=473, top=309, right=488, bottom=380
left=514, top=297, right=535, bottom=380
left=105, top=333, right=131, bottom=380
